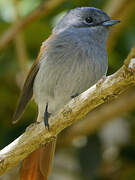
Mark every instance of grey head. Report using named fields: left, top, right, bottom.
left=53, top=7, right=120, bottom=33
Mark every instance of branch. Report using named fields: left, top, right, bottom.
left=104, top=0, right=130, bottom=17
left=0, top=46, right=135, bottom=176
left=58, top=87, right=135, bottom=147
left=13, top=0, right=29, bottom=78
left=0, top=0, right=65, bottom=50
left=105, top=0, right=135, bottom=50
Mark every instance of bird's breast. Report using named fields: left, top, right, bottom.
left=33, top=31, right=108, bottom=114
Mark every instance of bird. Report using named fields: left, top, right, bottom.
left=13, top=7, right=120, bottom=180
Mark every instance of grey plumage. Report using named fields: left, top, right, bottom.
left=13, top=7, right=120, bottom=123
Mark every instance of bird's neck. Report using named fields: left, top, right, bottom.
left=88, top=26, right=109, bottom=44
left=66, top=26, right=109, bottom=47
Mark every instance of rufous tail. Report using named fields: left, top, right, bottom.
left=20, top=139, right=56, bottom=180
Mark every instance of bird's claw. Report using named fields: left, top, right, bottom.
left=71, top=93, right=79, bottom=99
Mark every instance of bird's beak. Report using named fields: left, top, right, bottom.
left=102, top=20, right=120, bottom=27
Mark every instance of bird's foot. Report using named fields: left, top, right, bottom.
left=71, top=93, right=79, bottom=99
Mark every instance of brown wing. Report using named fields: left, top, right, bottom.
left=13, top=44, right=46, bottom=123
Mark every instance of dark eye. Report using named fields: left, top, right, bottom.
left=85, top=17, right=93, bottom=24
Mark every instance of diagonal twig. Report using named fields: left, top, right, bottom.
left=0, top=0, right=65, bottom=50
left=58, top=87, right=135, bottom=147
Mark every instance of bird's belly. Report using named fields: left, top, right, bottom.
left=33, top=58, right=107, bottom=115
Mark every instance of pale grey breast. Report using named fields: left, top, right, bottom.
left=33, top=27, right=108, bottom=114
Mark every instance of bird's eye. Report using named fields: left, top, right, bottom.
left=85, top=17, right=93, bottom=24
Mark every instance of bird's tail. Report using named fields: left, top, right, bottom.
left=20, top=139, right=56, bottom=180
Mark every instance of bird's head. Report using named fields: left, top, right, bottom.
left=53, top=7, right=120, bottom=34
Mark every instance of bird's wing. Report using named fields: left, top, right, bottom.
left=13, top=44, right=46, bottom=123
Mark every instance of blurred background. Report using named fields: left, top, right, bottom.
left=0, top=0, right=135, bottom=179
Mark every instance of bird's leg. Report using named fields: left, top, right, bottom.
left=71, top=93, right=79, bottom=99
left=44, top=103, right=51, bottom=130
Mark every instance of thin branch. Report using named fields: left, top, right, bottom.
left=105, top=0, right=135, bottom=50
left=104, top=0, right=130, bottom=17
left=13, top=0, right=29, bottom=77
left=0, top=0, right=65, bottom=50
left=58, top=87, right=135, bottom=147
left=0, top=45, right=135, bottom=176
